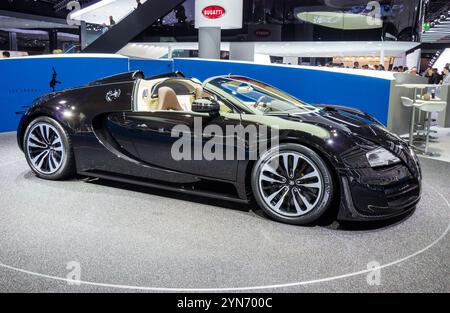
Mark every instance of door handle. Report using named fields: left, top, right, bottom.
left=136, top=123, right=148, bottom=129
left=147, top=127, right=166, bottom=133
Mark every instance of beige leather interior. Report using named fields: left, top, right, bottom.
left=177, top=95, right=195, bottom=111
left=195, top=85, right=206, bottom=99
left=157, top=87, right=183, bottom=111
left=137, top=78, right=167, bottom=112
left=135, top=78, right=208, bottom=112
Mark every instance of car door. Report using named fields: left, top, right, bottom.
left=107, top=110, right=242, bottom=182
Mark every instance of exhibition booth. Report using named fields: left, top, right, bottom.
left=0, top=0, right=450, bottom=295
left=2, top=54, right=450, bottom=158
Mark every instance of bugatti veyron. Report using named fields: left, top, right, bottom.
left=17, top=71, right=421, bottom=225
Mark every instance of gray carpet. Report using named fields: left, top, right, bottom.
left=0, top=132, right=449, bottom=293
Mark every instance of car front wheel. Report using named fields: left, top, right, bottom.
left=251, top=143, right=334, bottom=225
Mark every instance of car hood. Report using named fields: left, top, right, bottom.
left=237, top=105, right=419, bottom=175
left=284, top=105, right=420, bottom=175
left=239, top=105, right=401, bottom=148
left=286, top=105, right=402, bottom=148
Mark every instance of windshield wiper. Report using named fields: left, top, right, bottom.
left=263, top=112, right=293, bottom=116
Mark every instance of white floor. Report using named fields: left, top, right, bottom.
left=417, top=127, right=450, bottom=163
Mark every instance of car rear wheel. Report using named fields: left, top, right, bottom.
left=23, top=116, right=75, bottom=180
left=251, top=143, right=334, bottom=225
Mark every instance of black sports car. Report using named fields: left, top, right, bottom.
left=17, top=71, right=421, bottom=225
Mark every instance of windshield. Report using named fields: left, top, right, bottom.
left=205, top=76, right=319, bottom=114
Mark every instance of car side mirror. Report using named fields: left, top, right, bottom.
left=192, top=99, right=220, bottom=115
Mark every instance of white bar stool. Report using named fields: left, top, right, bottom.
left=413, top=101, right=447, bottom=156
left=401, top=96, right=416, bottom=146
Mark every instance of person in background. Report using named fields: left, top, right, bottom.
left=442, top=67, right=450, bottom=85
left=2, top=51, right=10, bottom=58
left=409, top=67, right=418, bottom=76
left=109, top=16, right=116, bottom=26
left=101, top=23, right=108, bottom=33
left=431, top=68, right=442, bottom=84
left=373, top=64, right=380, bottom=71
left=424, top=68, right=434, bottom=83
left=403, top=67, right=409, bottom=72
left=392, top=66, right=399, bottom=72
left=353, top=61, right=360, bottom=69
left=379, top=64, right=385, bottom=71
left=362, top=64, right=369, bottom=70
left=398, top=66, right=404, bottom=72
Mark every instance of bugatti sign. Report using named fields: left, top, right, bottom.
left=254, top=29, right=271, bottom=37
left=195, top=0, right=243, bottom=29
left=202, top=6, right=226, bottom=19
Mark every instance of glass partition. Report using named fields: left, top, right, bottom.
left=132, top=0, right=423, bottom=43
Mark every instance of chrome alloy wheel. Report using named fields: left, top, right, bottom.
left=257, top=152, right=324, bottom=217
left=26, top=122, right=65, bottom=175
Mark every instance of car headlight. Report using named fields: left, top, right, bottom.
left=366, top=148, right=401, bottom=168
left=409, top=146, right=419, bottom=162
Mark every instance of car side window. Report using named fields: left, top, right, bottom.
left=214, top=96, right=235, bottom=114
left=135, top=78, right=237, bottom=114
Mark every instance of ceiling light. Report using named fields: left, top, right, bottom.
left=297, top=11, right=382, bottom=30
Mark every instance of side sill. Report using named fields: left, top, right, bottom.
left=78, top=170, right=250, bottom=205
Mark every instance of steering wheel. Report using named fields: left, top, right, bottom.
left=254, top=96, right=271, bottom=112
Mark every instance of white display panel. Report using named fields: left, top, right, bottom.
left=434, top=49, right=450, bottom=71
left=195, top=0, right=243, bottom=30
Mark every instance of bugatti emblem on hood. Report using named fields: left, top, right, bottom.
left=106, top=89, right=121, bottom=102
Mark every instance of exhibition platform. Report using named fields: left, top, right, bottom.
left=1, top=0, right=450, bottom=301
left=0, top=131, right=449, bottom=292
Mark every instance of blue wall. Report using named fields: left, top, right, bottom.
left=0, top=56, right=129, bottom=132
left=173, top=59, right=391, bottom=125
left=129, top=59, right=173, bottom=77
left=0, top=56, right=391, bottom=133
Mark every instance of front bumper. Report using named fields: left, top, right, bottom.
left=337, top=163, right=421, bottom=221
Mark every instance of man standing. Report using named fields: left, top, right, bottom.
left=409, top=67, right=419, bottom=76
left=442, top=67, right=450, bottom=85
left=109, top=16, right=116, bottom=26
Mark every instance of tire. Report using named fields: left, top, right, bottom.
left=23, top=116, right=76, bottom=180
left=251, top=143, right=334, bottom=225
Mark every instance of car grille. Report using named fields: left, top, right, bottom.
left=384, top=178, right=420, bottom=208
